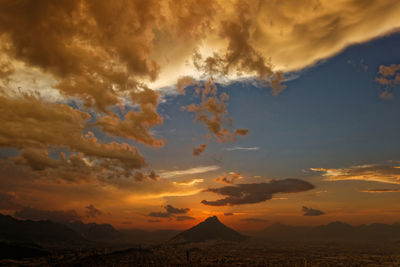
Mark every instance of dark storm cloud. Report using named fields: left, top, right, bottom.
left=201, top=179, right=314, bottom=206
left=14, top=206, right=81, bottom=223
left=302, top=206, right=325, bottom=216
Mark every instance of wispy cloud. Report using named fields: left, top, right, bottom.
left=173, top=178, right=204, bottom=186
left=361, top=189, right=400, bottom=193
left=311, top=164, right=400, bottom=184
left=159, top=165, right=220, bottom=178
left=225, top=146, right=260, bottom=151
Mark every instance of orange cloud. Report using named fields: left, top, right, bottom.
left=234, top=129, right=249, bottom=136
left=193, top=144, right=207, bottom=156
left=361, top=189, right=400, bottom=193
left=376, top=64, right=400, bottom=99
left=311, top=164, right=400, bottom=184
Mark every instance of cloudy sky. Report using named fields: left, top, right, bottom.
left=1, top=0, right=400, bottom=231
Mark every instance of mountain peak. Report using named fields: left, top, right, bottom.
left=170, top=216, right=246, bottom=243
left=204, top=216, right=220, bottom=223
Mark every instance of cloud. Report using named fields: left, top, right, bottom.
left=201, top=179, right=314, bottom=206
left=176, top=76, right=195, bottom=95
left=311, top=164, right=400, bottom=184
left=175, top=216, right=195, bottom=221
left=0, top=94, right=156, bottom=182
left=376, top=64, right=400, bottom=99
left=234, top=129, right=249, bottom=136
left=193, top=144, right=207, bottom=156
left=148, top=204, right=190, bottom=219
left=225, top=146, right=260, bottom=151
left=159, top=165, right=220, bottom=178
left=173, top=178, right=204, bottom=186
left=0, top=0, right=399, bottom=188
left=148, top=211, right=171, bottom=218
left=302, top=206, right=325, bottom=216
left=85, top=204, right=102, bottom=218
left=164, top=205, right=189, bottom=214
left=215, top=172, right=243, bottom=184
left=241, top=217, right=268, bottom=222
left=148, top=219, right=161, bottom=223
left=182, top=79, right=240, bottom=143
left=361, top=189, right=400, bottom=193
left=14, top=206, right=81, bottom=223
left=224, top=212, right=234, bottom=216
left=94, top=87, right=164, bottom=148
left=0, top=0, right=399, bottom=94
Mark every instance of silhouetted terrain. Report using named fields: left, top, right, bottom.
left=119, top=229, right=180, bottom=244
left=2, top=213, right=400, bottom=265
left=257, top=221, right=400, bottom=243
left=67, top=221, right=123, bottom=242
left=170, top=216, right=247, bottom=243
left=0, top=242, right=49, bottom=260
left=0, top=214, right=85, bottom=245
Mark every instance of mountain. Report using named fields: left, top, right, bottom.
left=0, top=214, right=85, bottom=245
left=257, top=221, right=400, bottom=243
left=170, top=216, right=246, bottom=243
left=67, top=221, right=122, bottom=242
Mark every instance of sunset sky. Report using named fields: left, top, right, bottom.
left=1, top=0, right=400, bottom=231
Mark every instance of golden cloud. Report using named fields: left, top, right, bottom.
left=361, top=189, right=400, bottom=193
left=311, top=164, right=400, bottom=184
left=376, top=64, right=400, bottom=99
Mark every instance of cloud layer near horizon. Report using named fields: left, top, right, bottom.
left=201, top=179, right=314, bottom=206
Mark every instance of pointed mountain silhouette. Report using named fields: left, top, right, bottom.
left=170, top=216, right=246, bottom=243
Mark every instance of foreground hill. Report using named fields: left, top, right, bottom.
left=171, top=216, right=246, bottom=243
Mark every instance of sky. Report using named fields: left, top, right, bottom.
left=1, top=0, right=400, bottom=231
